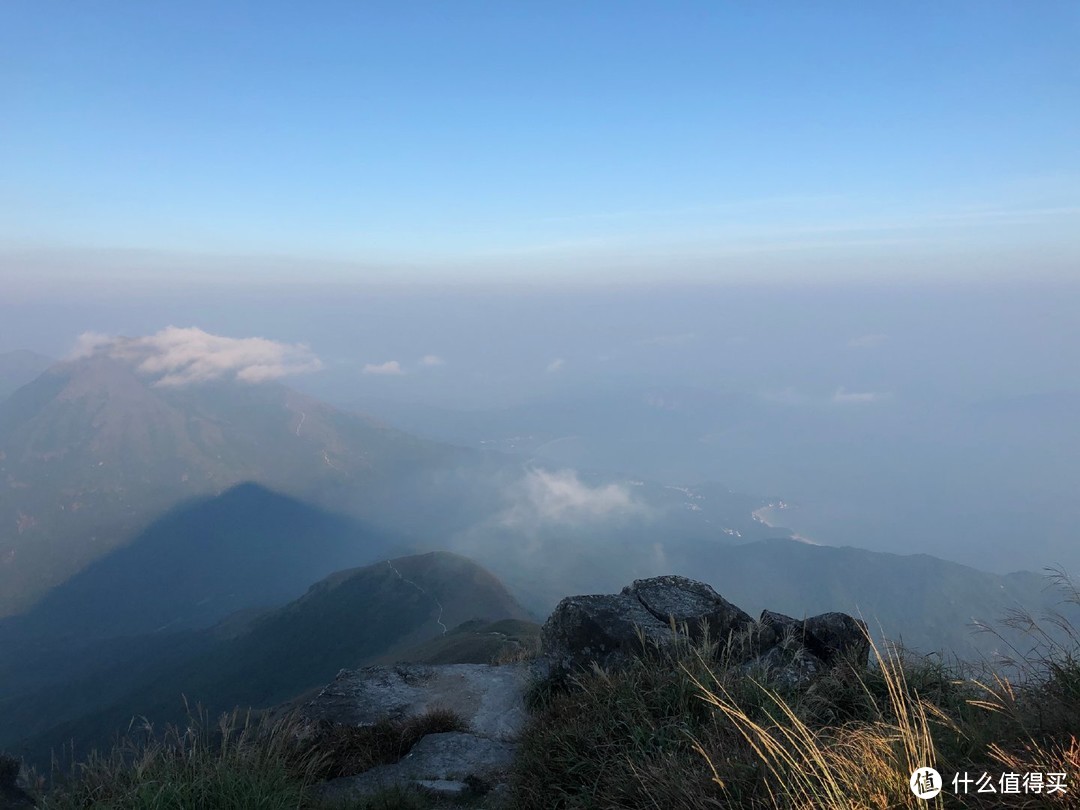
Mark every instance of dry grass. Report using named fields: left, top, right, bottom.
left=305, top=706, right=468, bottom=780
left=30, top=701, right=468, bottom=809
left=37, top=703, right=327, bottom=809
left=491, top=635, right=542, bottom=665
left=688, top=636, right=955, bottom=809
left=24, top=573, right=1080, bottom=809
left=512, top=577, right=1080, bottom=809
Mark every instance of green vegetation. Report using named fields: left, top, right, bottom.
left=305, top=707, right=467, bottom=781
left=36, top=708, right=324, bottom=810
left=512, top=577, right=1080, bottom=809
left=33, top=704, right=470, bottom=810
left=7, top=551, right=530, bottom=767
left=15, top=576, right=1080, bottom=809
left=383, top=618, right=542, bottom=666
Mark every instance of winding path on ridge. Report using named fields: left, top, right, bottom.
left=292, top=408, right=344, bottom=471
left=386, top=559, right=447, bottom=635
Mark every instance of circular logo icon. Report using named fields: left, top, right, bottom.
left=910, top=767, right=942, bottom=799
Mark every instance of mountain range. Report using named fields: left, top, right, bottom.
left=0, top=349, right=1073, bottom=771
left=0, top=353, right=460, bottom=616
left=1, top=550, right=533, bottom=766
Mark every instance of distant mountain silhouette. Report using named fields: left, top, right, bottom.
left=0, top=354, right=460, bottom=616
left=0, top=483, right=407, bottom=646
left=7, top=551, right=531, bottom=765
left=696, top=538, right=1069, bottom=659
left=0, top=483, right=415, bottom=728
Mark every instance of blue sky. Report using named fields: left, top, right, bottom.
left=2, top=1, right=1078, bottom=284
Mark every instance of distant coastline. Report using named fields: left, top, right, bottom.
left=752, top=504, right=821, bottom=546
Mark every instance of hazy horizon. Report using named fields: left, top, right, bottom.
left=3, top=276, right=1079, bottom=582
left=2, top=4, right=1079, bottom=615
left=6, top=5, right=1080, bottom=792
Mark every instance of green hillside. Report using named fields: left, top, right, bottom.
left=376, top=617, right=542, bottom=665
left=9, top=551, right=532, bottom=767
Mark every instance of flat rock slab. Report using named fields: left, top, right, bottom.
left=303, top=662, right=534, bottom=741
left=315, top=732, right=516, bottom=802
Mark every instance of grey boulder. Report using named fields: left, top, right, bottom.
left=542, top=575, right=869, bottom=680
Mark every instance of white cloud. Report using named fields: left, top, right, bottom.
left=832, top=387, right=891, bottom=404
left=499, top=468, right=644, bottom=528
left=848, top=333, right=888, bottom=349
left=69, top=331, right=114, bottom=360
left=419, top=354, right=445, bottom=366
left=363, top=360, right=405, bottom=376
left=546, top=358, right=565, bottom=373
left=72, top=326, right=323, bottom=386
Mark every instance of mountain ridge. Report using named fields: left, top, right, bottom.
left=0, top=354, right=463, bottom=616
left=0, top=349, right=53, bottom=401
left=3, top=550, right=533, bottom=766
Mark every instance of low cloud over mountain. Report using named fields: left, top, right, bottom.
left=70, top=326, right=323, bottom=387
left=499, top=468, right=644, bottom=528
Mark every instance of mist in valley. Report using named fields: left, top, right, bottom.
left=4, top=279, right=1078, bottom=584
left=2, top=1, right=1079, bottom=773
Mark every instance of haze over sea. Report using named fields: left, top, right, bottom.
left=3, top=2, right=1078, bottom=577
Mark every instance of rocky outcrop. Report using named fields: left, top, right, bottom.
left=803, top=612, right=870, bottom=664
left=534, top=593, right=679, bottom=672
left=625, top=575, right=754, bottom=643
left=297, top=574, right=869, bottom=803
left=536, top=576, right=757, bottom=673
left=543, top=575, right=869, bottom=681
left=317, top=732, right=516, bottom=802
left=303, top=662, right=536, bottom=740
left=301, top=662, right=542, bottom=802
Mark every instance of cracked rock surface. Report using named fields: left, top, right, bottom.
left=542, top=574, right=869, bottom=678
left=315, top=732, right=516, bottom=803
left=303, top=662, right=543, bottom=802
left=299, top=575, right=866, bottom=803
left=302, top=662, right=537, bottom=740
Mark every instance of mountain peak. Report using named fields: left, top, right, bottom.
left=0, top=359, right=457, bottom=617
